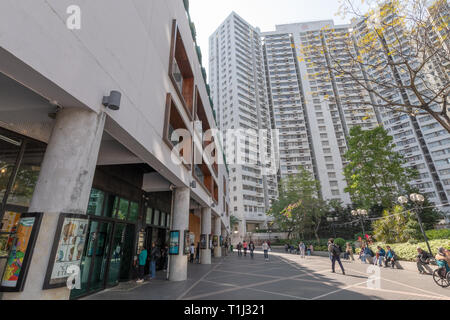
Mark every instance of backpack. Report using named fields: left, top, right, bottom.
left=331, top=244, right=341, bottom=256
left=368, top=248, right=375, bottom=257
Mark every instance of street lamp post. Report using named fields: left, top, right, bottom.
left=327, top=217, right=338, bottom=238
left=351, top=209, right=368, bottom=236
left=398, top=193, right=432, bottom=255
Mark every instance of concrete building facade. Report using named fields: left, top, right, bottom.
left=0, top=0, right=230, bottom=300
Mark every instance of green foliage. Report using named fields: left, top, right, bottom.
left=367, top=240, right=450, bottom=261
left=268, top=167, right=328, bottom=241
left=372, top=205, right=415, bottom=243
left=403, top=219, right=423, bottom=240
left=229, top=215, right=239, bottom=228
left=343, top=126, right=417, bottom=209
left=426, top=229, right=450, bottom=240
left=333, top=238, right=346, bottom=248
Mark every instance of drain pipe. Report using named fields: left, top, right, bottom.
left=166, top=184, right=176, bottom=280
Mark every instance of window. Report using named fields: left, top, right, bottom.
left=163, top=93, right=192, bottom=169
left=169, top=20, right=194, bottom=118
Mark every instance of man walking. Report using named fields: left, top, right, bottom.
left=328, top=238, right=345, bottom=275
left=249, top=241, right=255, bottom=259
left=149, top=242, right=160, bottom=280
left=243, top=240, right=248, bottom=257
left=262, top=241, right=269, bottom=261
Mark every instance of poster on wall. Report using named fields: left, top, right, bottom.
left=0, top=212, right=43, bottom=292
left=43, top=213, right=89, bottom=289
left=208, top=234, right=212, bottom=249
left=183, top=230, right=190, bottom=255
left=219, top=235, right=223, bottom=247
left=200, top=234, right=207, bottom=249
left=213, top=235, right=218, bottom=247
left=169, top=230, right=180, bottom=255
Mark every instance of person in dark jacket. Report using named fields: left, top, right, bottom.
left=416, top=247, right=433, bottom=274
left=328, top=238, right=345, bottom=275
left=149, top=242, right=160, bottom=280
left=162, top=244, right=169, bottom=271
left=249, top=241, right=255, bottom=259
left=384, top=246, right=397, bottom=268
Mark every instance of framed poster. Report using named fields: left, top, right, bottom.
left=183, top=230, right=190, bottom=255
left=208, top=234, right=212, bottom=249
left=219, top=235, right=223, bottom=247
left=213, top=235, right=218, bottom=247
left=43, top=213, right=89, bottom=289
left=169, top=230, right=180, bottom=255
left=200, top=234, right=207, bottom=249
left=0, top=212, right=43, bottom=292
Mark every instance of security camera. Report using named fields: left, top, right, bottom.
left=102, top=90, right=122, bottom=110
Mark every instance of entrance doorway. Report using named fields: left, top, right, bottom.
left=70, top=219, right=135, bottom=299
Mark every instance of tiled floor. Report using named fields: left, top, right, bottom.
left=84, top=250, right=450, bottom=300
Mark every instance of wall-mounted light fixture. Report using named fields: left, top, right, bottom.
left=102, top=90, right=122, bottom=110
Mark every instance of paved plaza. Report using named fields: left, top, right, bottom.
left=86, top=250, right=450, bottom=300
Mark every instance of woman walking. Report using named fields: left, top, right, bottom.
left=346, top=242, right=355, bottom=261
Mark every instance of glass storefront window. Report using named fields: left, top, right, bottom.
left=160, top=212, right=166, bottom=227
left=0, top=134, right=22, bottom=204
left=165, top=213, right=170, bottom=228
left=153, top=210, right=160, bottom=226
left=128, top=202, right=139, bottom=222
left=103, top=194, right=118, bottom=218
left=116, top=198, right=129, bottom=220
left=7, top=140, right=46, bottom=207
left=87, top=189, right=105, bottom=216
left=146, top=208, right=153, bottom=225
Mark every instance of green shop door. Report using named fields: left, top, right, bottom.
left=70, top=219, right=113, bottom=299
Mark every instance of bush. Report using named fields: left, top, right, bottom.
left=368, top=239, right=450, bottom=261
left=333, top=238, right=346, bottom=248
left=426, top=229, right=450, bottom=240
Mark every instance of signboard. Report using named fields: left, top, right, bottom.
left=200, top=234, right=207, bottom=249
left=43, top=213, right=89, bottom=289
left=0, top=212, right=43, bottom=292
left=183, top=230, right=190, bottom=255
left=169, top=230, right=180, bottom=255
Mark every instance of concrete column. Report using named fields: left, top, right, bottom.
left=169, top=187, right=190, bottom=281
left=200, top=207, right=211, bottom=264
left=214, top=216, right=222, bottom=257
left=2, top=107, right=106, bottom=300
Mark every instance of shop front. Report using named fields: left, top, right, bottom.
left=0, top=127, right=47, bottom=287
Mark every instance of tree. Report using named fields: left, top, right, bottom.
left=229, top=215, right=239, bottom=231
left=372, top=205, right=413, bottom=242
left=329, top=0, right=450, bottom=132
left=343, top=125, right=417, bottom=209
left=268, top=167, right=329, bottom=242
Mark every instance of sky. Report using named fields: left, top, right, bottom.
left=189, top=0, right=354, bottom=73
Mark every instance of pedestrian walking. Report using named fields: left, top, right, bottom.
left=262, top=241, right=269, bottom=261
left=190, top=243, right=195, bottom=263
left=149, top=242, right=160, bottom=280
left=249, top=241, right=255, bottom=259
left=243, top=241, right=248, bottom=256
left=136, top=245, right=147, bottom=283
left=328, top=238, right=345, bottom=275
left=284, top=243, right=289, bottom=253
left=162, top=244, right=169, bottom=271
left=195, top=242, right=200, bottom=263
left=299, top=242, right=306, bottom=258
left=237, top=242, right=242, bottom=256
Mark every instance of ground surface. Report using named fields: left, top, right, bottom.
left=85, top=249, right=450, bottom=300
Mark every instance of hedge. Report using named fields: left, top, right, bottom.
left=426, top=229, right=450, bottom=240
left=354, top=239, right=450, bottom=262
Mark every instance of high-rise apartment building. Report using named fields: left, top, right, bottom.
left=210, top=5, right=450, bottom=238
left=209, top=13, right=278, bottom=239
left=351, top=2, right=450, bottom=215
